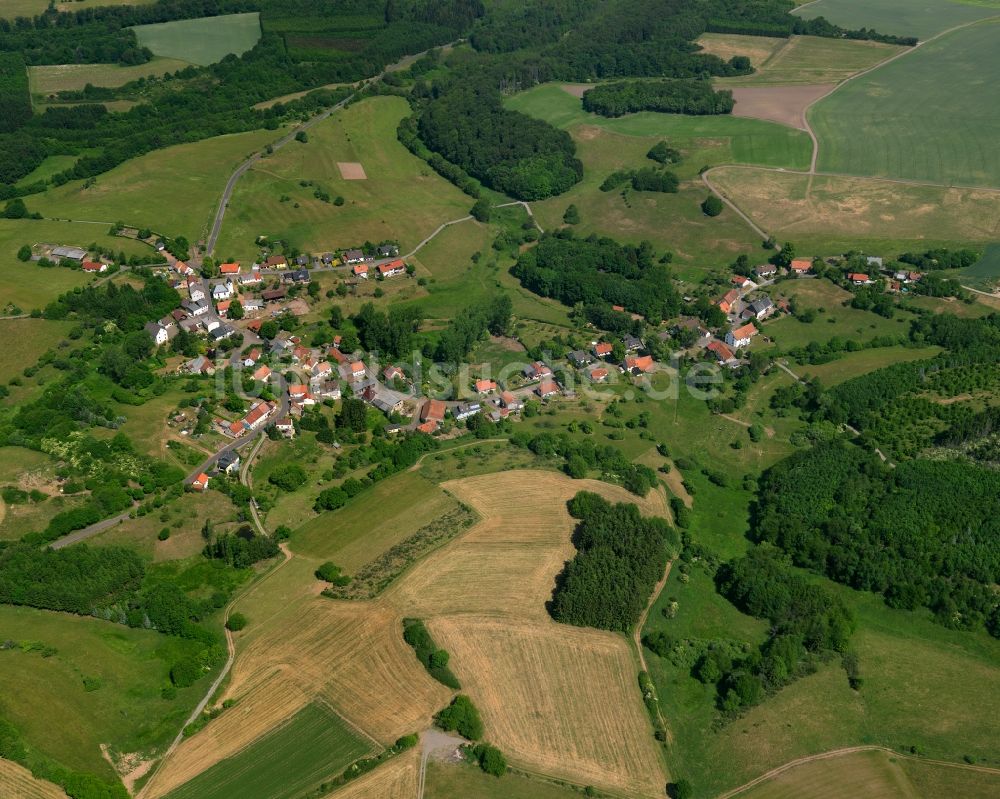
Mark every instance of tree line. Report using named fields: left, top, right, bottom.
left=582, top=79, right=735, bottom=117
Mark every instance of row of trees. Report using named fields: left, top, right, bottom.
left=582, top=79, right=734, bottom=117
left=550, top=491, right=677, bottom=631
left=511, top=230, right=680, bottom=323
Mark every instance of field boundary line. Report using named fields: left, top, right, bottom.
left=715, top=745, right=1000, bottom=799
left=633, top=557, right=673, bottom=745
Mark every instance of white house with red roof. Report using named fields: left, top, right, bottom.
left=726, top=322, right=758, bottom=349
left=219, top=262, right=241, bottom=275
left=378, top=259, right=406, bottom=278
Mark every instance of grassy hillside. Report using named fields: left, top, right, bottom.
left=131, top=13, right=262, bottom=67
left=812, top=20, right=1000, bottom=188
left=29, top=58, right=192, bottom=95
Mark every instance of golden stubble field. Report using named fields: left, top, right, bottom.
left=147, top=470, right=670, bottom=799
left=0, top=759, right=66, bottom=799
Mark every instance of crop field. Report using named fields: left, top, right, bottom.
left=322, top=747, right=418, bottom=799
left=424, top=760, right=583, bottom=799
left=901, top=758, right=1000, bottom=798
left=28, top=58, right=193, bottom=95
left=131, top=13, right=261, bottom=67
left=0, top=760, right=65, bottom=799
left=812, top=20, right=1000, bottom=188
left=144, top=600, right=449, bottom=799
left=707, top=34, right=904, bottom=86
left=215, top=96, right=471, bottom=263
left=707, top=167, right=1000, bottom=254
left=3, top=0, right=156, bottom=16
left=793, top=0, right=997, bottom=40
left=732, top=749, right=919, bottom=798
left=507, top=84, right=812, bottom=171
left=0, top=605, right=210, bottom=781
left=292, top=471, right=461, bottom=573
left=957, top=242, right=1000, bottom=289
left=30, top=129, right=281, bottom=242
left=163, top=702, right=370, bottom=799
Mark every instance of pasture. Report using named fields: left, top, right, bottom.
left=707, top=167, right=1000, bottom=254
left=901, top=759, right=1000, bottom=798
left=0, top=318, right=73, bottom=382
left=28, top=58, right=192, bottom=95
left=162, top=702, right=370, bottom=799
left=793, top=0, right=997, bottom=40
left=30, top=129, right=281, bottom=242
left=424, top=759, right=586, bottom=799
left=957, top=242, right=1000, bottom=290
left=0, top=760, right=65, bottom=799
left=15, top=156, right=80, bottom=188
left=704, top=34, right=904, bottom=86
left=797, top=345, right=942, bottom=387
left=215, top=96, right=471, bottom=263
left=131, top=13, right=262, bottom=67
left=811, top=20, right=1000, bottom=188
left=0, top=605, right=210, bottom=781
left=732, top=749, right=919, bottom=798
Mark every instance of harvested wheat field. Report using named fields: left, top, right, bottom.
left=337, top=162, right=367, bottom=179
left=323, top=747, right=419, bottom=799
left=387, top=471, right=666, bottom=619
left=0, top=759, right=66, bottom=799
left=730, top=85, right=834, bottom=130
left=430, top=614, right=666, bottom=797
left=144, top=601, right=449, bottom=799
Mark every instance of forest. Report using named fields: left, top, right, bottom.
left=550, top=491, right=677, bottom=632
left=754, top=441, right=1000, bottom=637
left=511, top=230, right=680, bottom=322
left=582, top=79, right=735, bottom=117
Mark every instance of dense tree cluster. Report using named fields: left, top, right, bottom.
left=0, top=54, right=30, bottom=134
left=511, top=230, right=680, bottom=323
left=402, top=618, right=461, bottom=688
left=550, top=492, right=677, bottom=632
left=754, top=441, right=1000, bottom=636
left=203, top=526, right=280, bottom=569
left=42, top=277, right=180, bottom=329
left=898, top=247, right=979, bottom=270
left=433, top=295, right=512, bottom=362
left=435, top=695, right=483, bottom=740
left=354, top=302, right=422, bottom=359
left=582, top=79, right=734, bottom=117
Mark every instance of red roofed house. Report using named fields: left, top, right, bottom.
left=416, top=420, right=439, bottom=434
left=718, top=289, right=740, bottom=314
left=353, top=262, right=369, bottom=279
left=175, top=261, right=194, bottom=276
left=590, top=367, right=609, bottom=383
left=726, top=323, right=758, bottom=349
left=191, top=473, right=210, bottom=491
left=624, top=355, right=655, bottom=374
left=593, top=342, right=613, bottom=359
left=421, top=399, right=446, bottom=423
left=228, top=419, right=244, bottom=437
left=500, top=391, right=523, bottom=411
left=219, top=262, right=241, bottom=275
left=524, top=361, right=553, bottom=381
left=536, top=380, right=559, bottom=399
left=707, top=340, right=735, bottom=363
left=243, top=348, right=262, bottom=367
left=341, top=361, right=367, bottom=382
left=790, top=258, right=812, bottom=274
left=378, top=259, right=406, bottom=278
left=848, top=273, right=871, bottom=285
left=328, top=347, right=347, bottom=364
left=246, top=319, right=262, bottom=333
left=243, top=400, right=275, bottom=428
left=252, top=364, right=271, bottom=381
left=731, top=275, right=752, bottom=288
left=383, top=365, right=405, bottom=382
left=475, top=379, right=497, bottom=394
left=216, top=300, right=231, bottom=317
left=82, top=260, right=107, bottom=273
left=288, top=384, right=308, bottom=400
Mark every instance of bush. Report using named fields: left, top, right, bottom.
left=403, top=619, right=461, bottom=689
left=158, top=527, right=171, bottom=541
left=563, top=204, right=580, bottom=224
left=226, top=612, right=247, bottom=632
left=170, top=656, right=203, bottom=687
left=471, top=743, right=507, bottom=776
left=435, top=695, right=483, bottom=740
left=701, top=195, right=723, bottom=216
left=315, top=561, right=350, bottom=586
left=16, top=244, right=31, bottom=262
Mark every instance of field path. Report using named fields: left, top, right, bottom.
left=416, top=729, right=465, bottom=799
left=714, top=745, right=1000, bottom=799
left=632, top=559, right=672, bottom=741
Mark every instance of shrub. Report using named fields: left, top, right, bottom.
left=158, top=527, right=170, bottom=541
left=170, top=656, right=203, bottom=687
left=403, top=618, right=461, bottom=689
left=701, top=195, right=723, bottom=216
left=226, top=612, right=247, bottom=632
left=435, top=695, right=483, bottom=740
left=471, top=743, right=507, bottom=776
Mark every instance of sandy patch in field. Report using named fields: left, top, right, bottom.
left=729, top=84, right=834, bottom=130
left=320, top=747, right=419, bottom=799
left=560, top=83, right=591, bottom=98
left=337, top=162, right=367, bottom=180
left=0, top=759, right=65, bottom=799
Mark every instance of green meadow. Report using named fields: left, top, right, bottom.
left=163, top=702, right=370, bottom=799
left=793, top=0, right=998, bottom=40
left=131, top=12, right=262, bottom=67
left=29, top=58, right=193, bottom=95
left=812, top=19, right=1000, bottom=188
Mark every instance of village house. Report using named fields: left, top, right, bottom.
left=536, top=380, right=560, bottom=399
left=590, top=367, right=609, bottom=383
left=175, top=261, right=194, bottom=276
left=217, top=451, right=240, bottom=475
left=184, top=355, right=215, bottom=375
left=377, top=244, right=400, bottom=258
left=82, top=260, right=107, bottom=273
left=179, top=318, right=202, bottom=334
left=209, top=325, right=236, bottom=343
left=262, top=287, right=287, bottom=303
left=624, top=355, right=655, bottom=374
left=741, top=296, right=775, bottom=321
left=383, top=365, right=405, bottom=383
left=500, top=391, right=524, bottom=411
left=212, top=281, right=235, bottom=301
left=343, top=249, right=367, bottom=264
left=312, top=361, right=333, bottom=381
left=790, top=258, right=813, bottom=275
left=353, top=262, right=370, bottom=279
left=755, top=263, right=777, bottom=279
left=203, top=318, right=221, bottom=333
left=567, top=350, right=592, bottom=368
left=848, top=273, right=872, bottom=285
left=622, top=334, right=643, bottom=352
left=707, top=339, right=736, bottom=364
left=328, top=347, right=347, bottom=364
left=252, top=364, right=271, bottom=382
left=453, top=401, right=481, bottom=421
left=274, top=417, right=295, bottom=438
left=731, top=275, right=753, bottom=289
left=475, top=378, right=497, bottom=394
left=144, top=322, right=170, bottom=346
left=187, top=280, right=206, bottom=303
left=288, top=384, right=308, bottom=401
left=238, top=271, right=263, bottom=286
left=718, top=288, right=740, bottom=314
left=416, top=420, right=439, bottom=434
left=182, top=298, right=210, bottom=316
left=675, top=317, right=710, bottom=339
left=243, top=348, right=262, bottom=367
left=420, top=398, right=447, bottom=423
left=378, top=259, right=406, bottom=278
left=523, top=361, right=553, bottom=381
left=726, top=322, right=758, bottom=349
left=219, top=262, right=241, bottom=275
left=191, top=472, right=210, bottom=491
left=243, top=298, right=265, bottom=313
left=341, top=361, right=367, bottom=383
left=264, top=255, right=288, bottom=269
left=593, top=342, right=613, bottom=359
left=363, top=385, right=406, bottom=415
